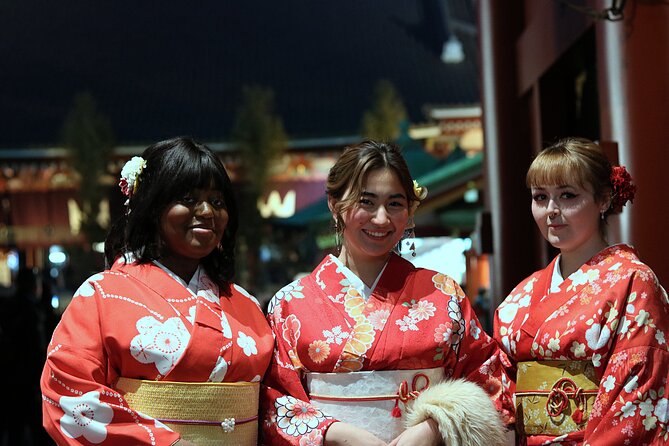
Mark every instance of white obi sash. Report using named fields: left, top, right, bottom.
left=307, top=367, right=445, bottom=442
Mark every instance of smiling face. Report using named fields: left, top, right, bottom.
left=337, top=168, right=409, bottom=263
left=531, top=182, right=608, bottom=256
left=159, top=186, right=229, bottom=279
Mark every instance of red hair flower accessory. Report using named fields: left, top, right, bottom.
left=610, top=165, right=636, bottom=212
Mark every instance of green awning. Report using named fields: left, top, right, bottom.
left=416, top=151, right=482, bottom=196
left=275, top=197, right=331, bottom=226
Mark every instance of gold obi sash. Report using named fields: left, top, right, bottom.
left=115, top=378, right=259, bottom=446
left=515, top=361, right=599, bottom=436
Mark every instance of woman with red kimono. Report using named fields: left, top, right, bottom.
left=494, top=137, right=669, bottom=445
left=262, top=140, right=512, bottom=446
left=41, top=137, right=273, bottom=445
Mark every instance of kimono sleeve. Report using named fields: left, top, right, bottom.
left=40, top=275, right=180, bottom=446
left=583, top=270, right=669, bottom=445
left=261, top=296, right=336, bottom=446
left=450, top=281, right=515, bottom=425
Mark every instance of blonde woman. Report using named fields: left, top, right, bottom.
left=494, top=137, right=669, bottom=445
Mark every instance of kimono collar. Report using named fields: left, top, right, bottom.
left=113, top=256, right=218, bottom=302
left=549, top=243, right=635, bottom=294
left=328, top=254, right=389, bottom=301
left=549, top=255, right=564, bottom=293
left=153, top=260, right=204, bottom=297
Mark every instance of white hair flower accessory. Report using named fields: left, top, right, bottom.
left=119, top=156, right=147, bottom=199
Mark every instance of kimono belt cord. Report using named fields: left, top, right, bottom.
left=310, top=372, right=430, bottom=403
left=310, top=373, right=430, bottom=418
left=156, top=415, right=257, bottom=428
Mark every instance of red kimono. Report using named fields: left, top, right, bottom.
left=494, top=244, right=669, bottom=445
left=41, top=258, right=273, bottom=445
left=262, top=253, right=513, bottom=445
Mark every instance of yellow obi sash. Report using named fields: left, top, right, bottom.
left=115, top=378, right=259, bottom=446
left=515, top=361, right=599, bottom=436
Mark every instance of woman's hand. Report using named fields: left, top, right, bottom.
left=324, top=421, right=387, bottom=446
left=388, top=419, right=442, bottom=446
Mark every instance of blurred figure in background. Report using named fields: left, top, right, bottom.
left=0, top=266, right=54, bottom=445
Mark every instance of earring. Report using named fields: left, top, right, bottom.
left=333, top=219, right=341, bottom=251
left=406, top=228, right=416, bottom=257
left=600, top=212, right=605, bottom=221
left=398, top=221, right=417, bottom=257
left=405, top=240, right=416, bottom=257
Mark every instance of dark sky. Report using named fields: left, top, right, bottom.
left=0, top=0, right=479, bottom=147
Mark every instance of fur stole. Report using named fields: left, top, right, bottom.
left=405, top=378, right=508, bottom=446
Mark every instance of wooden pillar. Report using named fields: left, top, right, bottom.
left=478, top=0, right=541, bottom=305
left=596, top=1, right=669, bottom=284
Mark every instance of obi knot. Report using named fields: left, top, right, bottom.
left=546, top=377, right=588, bottom=424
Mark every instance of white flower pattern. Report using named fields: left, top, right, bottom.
left=275, top=396, right=325, bottom=437
left=367, top=309, right=390, bottom=331
left=237, top=331, right=258, bottom=356
left=208, top=356, right=230, bottom=382
left=408, top=300, right=436, bottom=321
left=585, top=323, right=611, bottom=350
left=74, top=273, right=105, bottom=298
left=130, top=316, right=190, bottom=375
left=603, top=375, right=617, bottom=392
left=59, top=391, right=113, bottom=443
left=396, top=315, right=419, bottom=332
left=323, top=325, right=348, bottom=345
left=220, top=312, right=232, bottom=338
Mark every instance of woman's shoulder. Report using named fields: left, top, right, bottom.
left=75, top=261, right=172, bottom=297
left=405, top=263, right=468, bottom=296
left=389, top=253, right=431, bottom=277
left=228, top=283, right=262, bottom=307
left=67, top=267, right=132, bottom=307
left=505, top=267, right=548, bottom=299
left=401, top=256, right=460, bottom=284
left=411, top=265, right=458, bottom=283
left=600, top=244, right=660, bottom=278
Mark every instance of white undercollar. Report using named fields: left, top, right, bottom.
left=550, top=255, right=565, bottom=293
left=329, top=254, right=388, bottom=301
left=153, top=260, right=203, bottom=296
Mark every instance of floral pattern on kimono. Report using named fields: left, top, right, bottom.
left=262, top=253, right=514, bottom=445
left=494, top=244, right=669, bottom=445
left=41, top=258, right=273, bottom=445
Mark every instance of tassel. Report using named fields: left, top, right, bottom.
left=391, top=400, right=402, bottom=418
left=571, top=408, right=584, bottom=424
